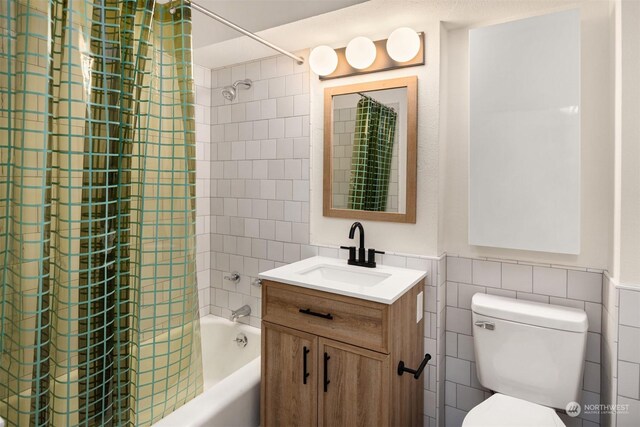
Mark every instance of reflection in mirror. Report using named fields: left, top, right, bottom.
left=332, top=88, right=407, bottom=213
left=324, top=76, right=416, bottom=223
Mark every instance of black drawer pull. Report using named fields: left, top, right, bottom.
left=303, top=346, right=310, bottom=385
left=299, top=308, right=333, bottom=320
left=397, top=353, right=431, bottom=379
left=323, top=352, right=330, bottom=392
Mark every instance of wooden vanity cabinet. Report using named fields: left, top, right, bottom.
left=261, top=279, right=425, bottom=427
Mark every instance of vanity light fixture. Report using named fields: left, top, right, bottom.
left=386, top=27, right=420, bottom=62
left=311, top=30, right=424, bottom=80
left=309, top=45, right=339, bottom=76
left=345, top=36, right=377, bottom=69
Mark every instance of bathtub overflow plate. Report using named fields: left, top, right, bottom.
left=234, top=333, right=248, bottom=348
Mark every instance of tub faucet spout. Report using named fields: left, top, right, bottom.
left=231, top=304, right=251, bottom=322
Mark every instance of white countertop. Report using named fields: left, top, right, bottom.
left=259, top=256, right=427, bottom=304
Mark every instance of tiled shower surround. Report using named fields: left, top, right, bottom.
left=206, top=53, right=311, bottom=327
left=194, top=64, right=213, bottom=316
left=192, top=55, right=639, bottom=427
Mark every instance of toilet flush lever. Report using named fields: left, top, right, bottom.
left=475, top=320, right=495, bottom=330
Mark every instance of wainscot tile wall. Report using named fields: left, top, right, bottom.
left=614, top=284, right=640, bottom=426
left=602, top=274, right=618, bottom=427
left=444, top=256, right=603, bottom=427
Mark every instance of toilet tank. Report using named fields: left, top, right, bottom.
left=471, top=293, right=588, bottom=409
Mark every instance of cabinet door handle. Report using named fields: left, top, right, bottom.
left=299, top=308, right=333, bottom=320
left=303, top=346, right=310, bottom=385
left=323, top=352, right=331, bottom=392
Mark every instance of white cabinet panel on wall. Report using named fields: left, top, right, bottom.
left=469, top=9, right=581, bottom=254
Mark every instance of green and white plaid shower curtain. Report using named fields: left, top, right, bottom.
left=348, top=96, right=397, bottom=212
left=0, top=1, right=202, bottom=425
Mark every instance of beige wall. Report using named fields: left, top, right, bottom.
left=612, top=0, right=640, bottom=284
left=308, top=1, right=615, bottom=269
left=441, top=1, right=614, bottom=270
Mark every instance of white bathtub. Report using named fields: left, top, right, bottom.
left=154, top=315, right=261, bottom=427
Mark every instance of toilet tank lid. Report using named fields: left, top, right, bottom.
left=471, top=293, right=588, bottom=332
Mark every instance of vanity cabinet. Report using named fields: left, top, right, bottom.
left=260, top=279, right=425, bottom=427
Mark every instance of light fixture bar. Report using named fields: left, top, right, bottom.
left=172, top=1, right=305, bottom=65
left=318, top=32, right=425, bottom=80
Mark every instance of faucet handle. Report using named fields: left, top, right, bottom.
left=340, top=245, right=356, bottom=262
left=225, top=272, right=240, bottom=282
left=367, top=249, right=385, bottom=266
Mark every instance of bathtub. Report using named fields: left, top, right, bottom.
left=154, top=314, right=261, bottom=427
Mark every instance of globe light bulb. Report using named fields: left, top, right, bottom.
left=386, top=27, right=420, bottom=62
left=345, top=36, right=376, bottom=69
left=309, top=45, right=338, bottom=76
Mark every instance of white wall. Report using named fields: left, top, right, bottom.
left=613, top=0, right=640, bottom=285
left=310, top=21, right=443, bottom=256
left=442, top=1, right=614, bottom=270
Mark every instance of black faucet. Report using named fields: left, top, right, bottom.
left=349, top=222, right=366, bottom=263
left=340, top=222, right=384, bottom=268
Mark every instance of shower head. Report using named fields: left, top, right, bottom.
left=222, top=86, right=236, bottom=101
left=221, top=79, right=252, bottom=101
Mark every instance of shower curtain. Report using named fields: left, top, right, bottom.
left=348, top=96, right=397, bottom=212
left=0, top=0, right=202, bottom=425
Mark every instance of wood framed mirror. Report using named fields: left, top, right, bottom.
left=323, top=76, right=417, bottom=223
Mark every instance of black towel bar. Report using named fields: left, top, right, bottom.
left=397, top=353, right=431, bottom=379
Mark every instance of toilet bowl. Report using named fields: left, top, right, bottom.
left=463, top=294, right=588, bottom=427
left=462, top=393, right=564, bottom=426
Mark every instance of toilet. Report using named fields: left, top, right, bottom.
left=463, top=293, right=588, bottom=426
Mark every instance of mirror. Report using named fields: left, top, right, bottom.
left=323, top=77, right=417, bottom=223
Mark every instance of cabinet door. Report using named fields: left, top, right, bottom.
left=318, top=338, right=390, bottom=427
left=261, top=322, right=318, bottom=427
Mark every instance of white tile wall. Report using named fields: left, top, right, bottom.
left=533, top=266, right=568, bottom=297
left=617, top=288, right=640, bottom=427
left=444, top=255, right=603, bottom=427
left=194, top=64, right=213, bottom=316
left=208, top=53, right=310, bottom=328
left=619, top=289, right=640, bottom=328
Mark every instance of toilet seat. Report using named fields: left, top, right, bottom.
left=462, top=393, right=566, bottom=427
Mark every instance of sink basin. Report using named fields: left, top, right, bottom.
left=259, top=256, right=427, bottom=304
left=297, top=264, right=391, bottom=287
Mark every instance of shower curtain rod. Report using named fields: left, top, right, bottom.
left=172, top=1, right=305, bottom=65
